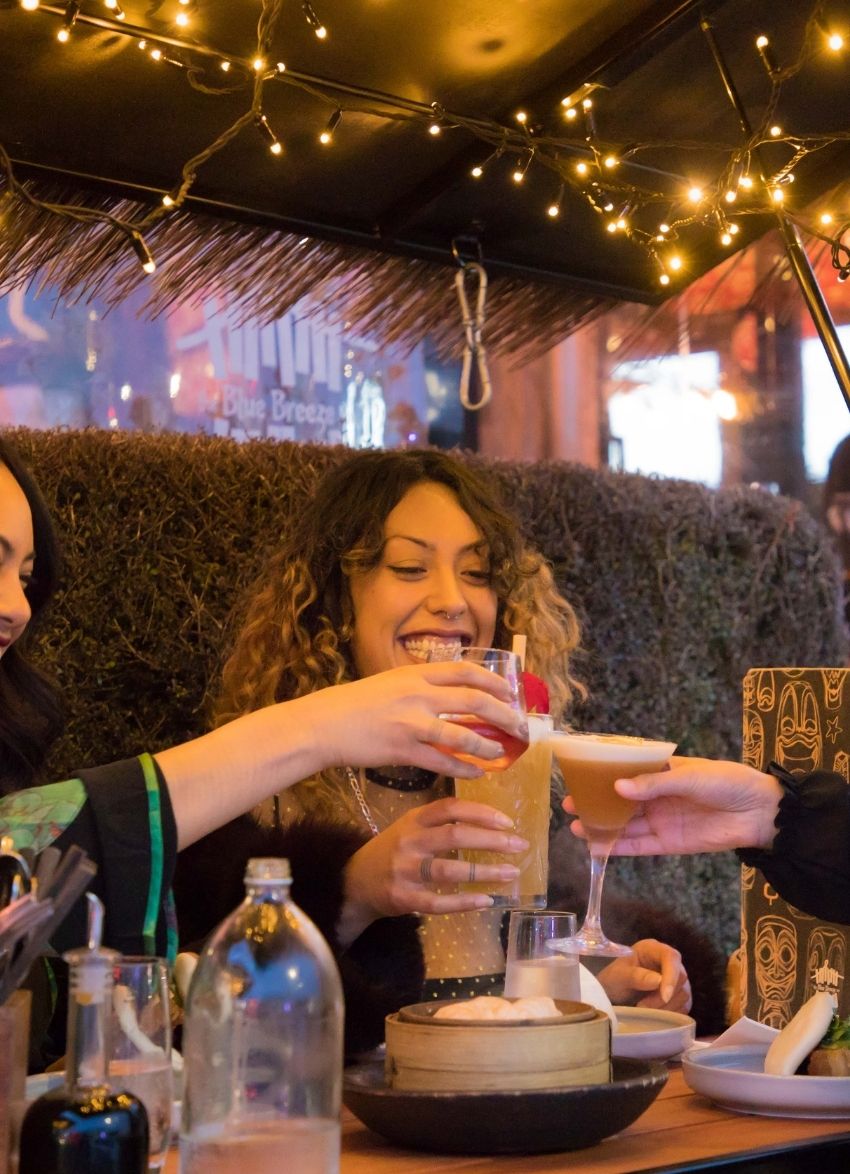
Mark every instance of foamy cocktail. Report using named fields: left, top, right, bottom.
left=545, top=730, right=676, bottom=955
left=548, top=732, right=676, bottom=841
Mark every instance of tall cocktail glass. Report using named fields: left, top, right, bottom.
left=454, top=713, right=552, bottom=906
left=547, top=731, right=676, bottom=956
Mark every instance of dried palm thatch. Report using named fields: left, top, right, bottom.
left=0, top=175, right=615, bottom=363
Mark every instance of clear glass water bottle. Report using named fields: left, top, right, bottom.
left=180, top=857, right=344, bottom=1174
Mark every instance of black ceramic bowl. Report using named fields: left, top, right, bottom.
left=343, top=1056, right=667, bottom=1155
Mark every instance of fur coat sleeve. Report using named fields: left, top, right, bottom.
left=173, top=814, right=424, bottom=1056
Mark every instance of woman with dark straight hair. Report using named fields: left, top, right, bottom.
left=0, top=436, right=63, bottom=794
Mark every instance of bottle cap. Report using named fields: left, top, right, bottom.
left=245, top=857, right=291, bottom=884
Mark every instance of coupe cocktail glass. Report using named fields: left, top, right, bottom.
left=547, top=731, right=676, bottom=956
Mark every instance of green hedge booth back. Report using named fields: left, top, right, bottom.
left=10, top=428, right=848, bottom=958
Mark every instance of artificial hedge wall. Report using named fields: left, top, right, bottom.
left=10, top=428, right=849, bottom=958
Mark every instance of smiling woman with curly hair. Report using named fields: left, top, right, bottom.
left=172, top=448, right=700, bottom=1025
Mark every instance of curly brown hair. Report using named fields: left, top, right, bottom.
left=215, top=450, right=584, bottom=731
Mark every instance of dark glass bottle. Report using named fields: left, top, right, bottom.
left=19, top=904, right=149, bottom=1174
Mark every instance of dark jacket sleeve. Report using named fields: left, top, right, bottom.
left=52, top=755, right=177, bottom=958
left=737, top=764, right=850, bottom=925
left=173, top=815, right=424, bottom=1056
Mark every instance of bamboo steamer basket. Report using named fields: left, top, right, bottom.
left=385, top=999, right=611, bottom=1092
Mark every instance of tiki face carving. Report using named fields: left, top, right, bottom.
left=755, top=914, right=798, bottom=1028
left=743, top=673, right=756, bottom=710
left=743, top=710, right=765, bottom=771
left=756, top=670, right=775, bottom=711
left=775, top=681, right=821, bottom=774
left=805, top=927, right=846, bottom=1004
left=835, top=751, right=850, bottom=784
left=822, top=669, right=847, bottom=710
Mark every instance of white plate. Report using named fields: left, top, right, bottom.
left=611, top=1006, right=696, bottom=1061
left=682, top=1044, right=850, bottom=1118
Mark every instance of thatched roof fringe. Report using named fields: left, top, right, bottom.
left=0, top=176, right=614, bottom=362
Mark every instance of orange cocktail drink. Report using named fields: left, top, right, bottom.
left=548, top=732, right=675, bottom=841
left=545, top=731, right=676, bottom=955
left=454, top=714, right=552, bottom=906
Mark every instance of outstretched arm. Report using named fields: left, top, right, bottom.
left=158, top=662, right=526, bottom=849
left=563, top=756, right=782, bottom=857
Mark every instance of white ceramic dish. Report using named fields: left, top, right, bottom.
left=611, top=1006, right=696, bottom=1061
left=682, top=1044, right=850, bottom=1118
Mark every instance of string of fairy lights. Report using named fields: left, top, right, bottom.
left=3, top=0, right=850, bottom=291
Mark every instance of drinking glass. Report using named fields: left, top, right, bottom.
left=454, top=712, right=552, bottom=906
left=427, top=646, right=528, bottom=771
left=547, top=731, right=677, bottom=956
left=109, top=956, right=173, bottom=1171
left=503, top=910, right=580, bottom=1000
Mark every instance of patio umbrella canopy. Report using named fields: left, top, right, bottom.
left=2, top=0, right=850, bottom=356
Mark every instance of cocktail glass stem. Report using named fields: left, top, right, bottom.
left=575, top=838, right=632, bottom=956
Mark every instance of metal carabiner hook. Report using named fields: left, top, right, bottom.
left=453, top=259, right=492, bottom=411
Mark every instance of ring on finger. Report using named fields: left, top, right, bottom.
left=420, top=856, right=435, bottom=885
left=468, top=861, right=476, bottom=883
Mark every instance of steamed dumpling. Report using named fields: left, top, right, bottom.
left=434, top=995, right=559, bottom=1021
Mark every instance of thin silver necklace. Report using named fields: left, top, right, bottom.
left=344, top=767, right=381, bottom=837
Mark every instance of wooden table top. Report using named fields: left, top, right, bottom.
left=164, top=1067, right=850, bottom=1173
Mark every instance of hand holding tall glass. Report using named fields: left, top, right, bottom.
left=430, top=647, right=528, bottom=771
left=428, top=647, right=534, bottom=904
left=547, top=732, right=676, bottom=956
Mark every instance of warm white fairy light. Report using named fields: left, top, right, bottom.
left=603, top=155, right=618, bottom=169
left=220, top=59, right=231, bottom=72
left=659, top=272, right=671, bottom=286
left=687, top=186, right=704, bottom=203
left=20, top=0, right=40, bottom=9
left=563, top=106, right=578, bottom=121
left=512, top=163, right=525, bottom=184
left=130, top=232, right=156, bottom=274
left=828, top=32, right=845, bottom=51
left=302, top=1, right=327, bottom=39
left=57, top=26, right=70, bottom=41
left=575, top=161, right=589, bottom=176
left=821, top=212, right=834, bottom=225
left=252, top=57, right=265, bottom=72
left=721, top=231, right=732, bottom=246
left=668, top=255, right=683, bottom=271
left=771, top=186, right=784, bottom=203
left=138, top=38, right=146, bottom=49
left=729, top=222, right=740, bottom=234
left=162, top=194, right=175, bottom=207
left=319, top=108, right=341, bottom=145
left=606, top=220, right=618, bottom=233
left=175, top=10, right=189, bottom=27
left=755, top=34, right=778, bottom=75
left=769, top=125, right=782, bottom=137
left=515, top=111, right=528, bottom=125
left=581, top=98, right=593, bottom=110
left=255, top=113, right=283, bottom=156
left=150, top=47, right=163, bottom=61
left=659, top=222, right=670, bottom=233
left=428, top=122, right=441, bottom=136
left=739, top=175, right=754, bottom=190
left=725, top=189, right=737, bottom=203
